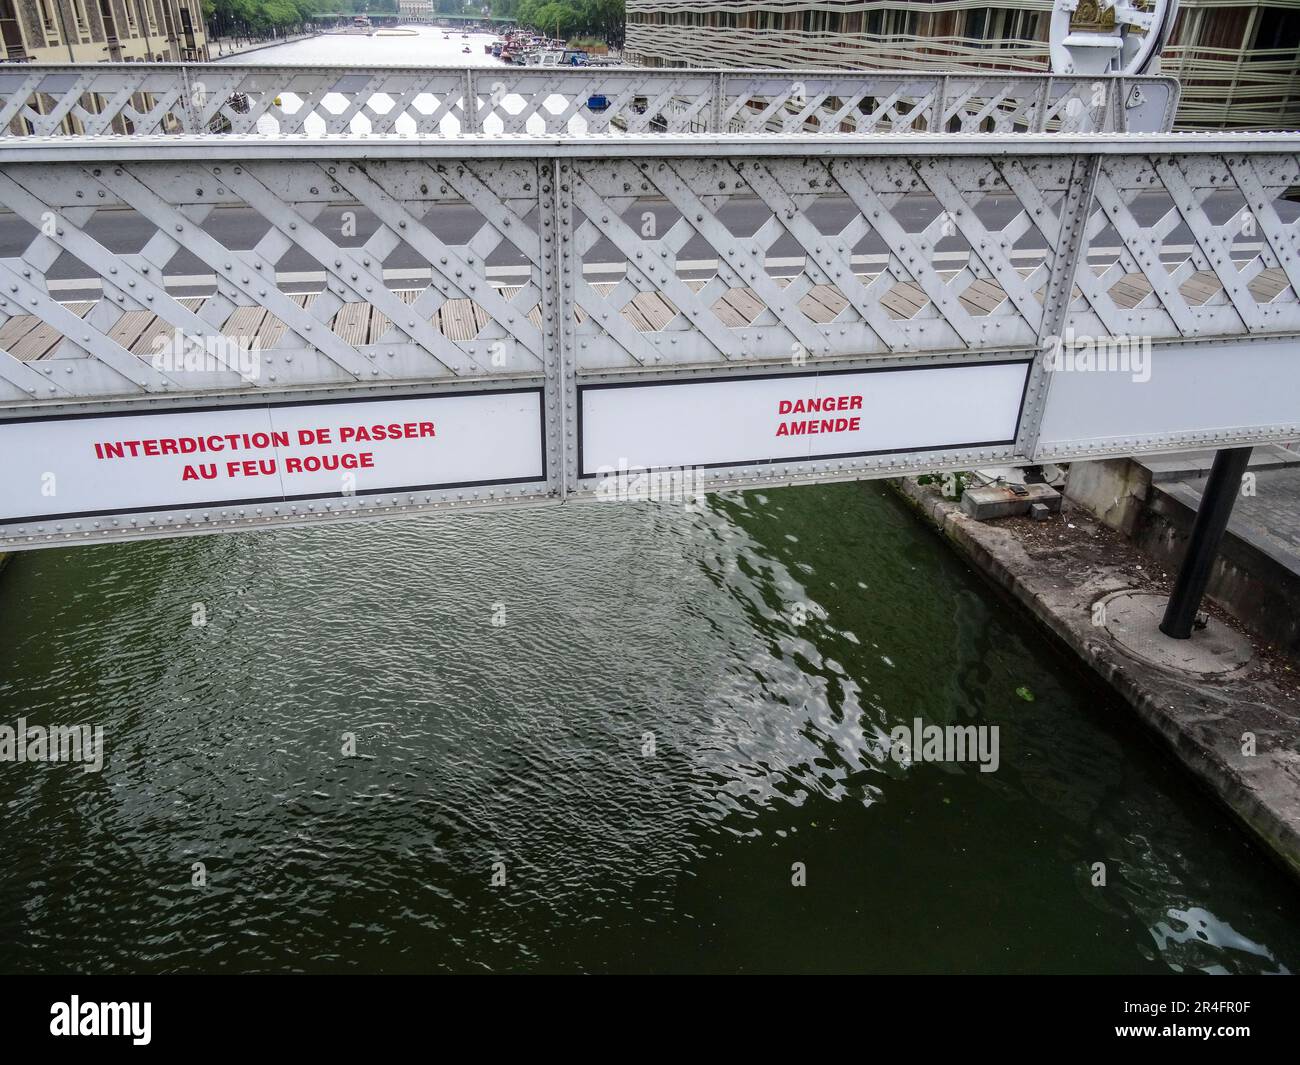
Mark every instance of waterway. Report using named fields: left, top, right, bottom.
left=229, top=25, right=508, bottom=67
left=0, top=31, right=1297, bottom=974
left=217, top=26, right=595, bottom=136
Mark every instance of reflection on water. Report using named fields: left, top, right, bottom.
left=0, top=483, right=1296, bottom=973
left=220, top=25, right=505, bottom=67
left=219, top=27, right=590, bottom=136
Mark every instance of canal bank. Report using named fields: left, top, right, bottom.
left=891, top=476, right=1300, bottom=882
left=209, top=31, right=321, bottom=59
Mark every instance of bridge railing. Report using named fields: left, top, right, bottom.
left=0, top=132, right=1296, bottom=548
left=0, top=64, right=1180, bottom=138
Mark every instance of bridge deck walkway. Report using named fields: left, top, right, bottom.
left=1, top=267, right=1288, bottom=364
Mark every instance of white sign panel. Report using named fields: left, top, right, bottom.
left=0, top=390, right=545, bottom=526
left=1035, top=339, right=1300, bottom=457
left=579, top=362, right=1030, bottom=476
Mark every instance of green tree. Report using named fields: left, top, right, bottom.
left=202, top=0, right=334, bottom=38
left=504, top=0, right=622, bottom=44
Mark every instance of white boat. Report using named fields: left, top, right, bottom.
left=524, top=48, right=565, bottom=66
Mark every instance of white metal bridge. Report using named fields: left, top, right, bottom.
left=0, top=63, right=1180, bottom=136
left=0, top=64, right=1296, bottom=557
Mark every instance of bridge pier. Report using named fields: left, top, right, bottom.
left=1159, top=447, right=1253, bottom=640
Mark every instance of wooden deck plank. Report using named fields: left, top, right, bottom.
left=10, top=323, right=63, bottom=361
left=1108, top=277, right=1152, bottom=309
left=856, top=270, right=919, bottom=311
left=331, top=302, right=370, bottom=346
left=40, top=265, right=1292, bottom=372
left=797, top=294, right=834, bottom=324
left=710, top=290, right=750, bottom=328
left=957, top=278, right=1006, bottom=315
left=366, top=288, right=423, bottom=343
left=889, top=281, right=928, bottom=313
left=880, top=281, right=928, bottom=319
left=8, top=322, right=64, bottom=361
left=253, top=293, right=313, bottom=350
left=1249, top=267, right=1290, bottom=302
left=439, top=297, right=478, bottom=341
left=1178, top=271, right=1222, bottom=305
left=469, top=300, right=490, bottom=336
left=222, top=305, right=269, bottom=343
left=619, top=296, right=654, bottom=332
left=629, top=291, right=677, bottom=331
left=0, top=315, right=41, bottom=354
left=10, top=301, right=93, bottom=360
left=710, top=301, right=746, bottom=327
left=812, top=284, right=849, bottom=316
left=128, top=297, right=205, bottom=356
left=106, top=309, right=155, bottom=350
left=720, top=287, right=764, bottom=325
left=798, top=284, right=847, bottom=323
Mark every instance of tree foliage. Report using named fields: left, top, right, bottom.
left=202, top=0, right=342, bottom=36
left=489, top=0, right=623, bottom=45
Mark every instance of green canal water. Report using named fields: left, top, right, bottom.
left=0, top=483, right=1297, bottom=973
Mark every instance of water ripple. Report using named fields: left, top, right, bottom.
left=0, top=484, right=1297, bottom=973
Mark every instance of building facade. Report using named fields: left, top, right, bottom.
left=624, top=0, right=1300, bottom=129
left=0, top=0, right=207, bottom=63
left=397, top=0, right=434, bottom=21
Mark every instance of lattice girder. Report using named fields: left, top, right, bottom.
left=0, top=154, right=563, bottom=400
left=1, top=137, right=1298, bottom=408
left=1, top=65, right=1180, bottom=140
left=1066, top=153, right=1300, bottom=341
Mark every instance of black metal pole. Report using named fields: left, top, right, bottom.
left=1159, top=446, right=1252, bottom=639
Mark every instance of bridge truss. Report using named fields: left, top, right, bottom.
left=0, top=72, right=1295, bottom=552
left=0, top=64, right=1179, bottom=137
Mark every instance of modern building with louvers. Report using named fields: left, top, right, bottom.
left=0, top=0, right=207, bottom=63
left=623, top=0, right=1300, bottom=129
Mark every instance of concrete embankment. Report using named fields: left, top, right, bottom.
left=890, top=475, right=1300, bottom=882
left=1068, top=448, right=1300, bottom=657
left=209, top=31, right=320, bottom=59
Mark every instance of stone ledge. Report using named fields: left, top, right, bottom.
left=961, top=481, right=1061, bottom=521
left=890, top=475, right=1300, bottom=883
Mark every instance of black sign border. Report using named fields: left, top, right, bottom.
left=576, top=359, right=1033, bottom=479
left=0, top=387, right=547, bottom=526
